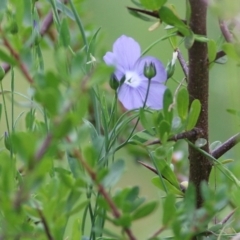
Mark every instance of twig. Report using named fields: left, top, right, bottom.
left=148, top=226, right=166, bottom=239
left=146, top=128, right=204, bottom=146
left=219, top=19, right=233, bottom=43
left=127, top=7, right=159, bottom=19
left=211, top=133, right=240, bottom=159
left=72, top=148, right=137, bottom=240
left=36, top=206, right=54, bottom=240
left=220, top=209, right=236, bottom=224
left=213, top=19, right=234, bottom=62
left=177, top=49, right=188, bottom=78
left=34, top=133, right=53, bottom=162
left=2, top=36, right=34, bottom=84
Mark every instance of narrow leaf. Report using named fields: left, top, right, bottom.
left=186, top=99, right=201, bottom=131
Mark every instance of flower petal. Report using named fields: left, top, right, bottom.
left=118, top=84, right=144, bottom=110
left=137, top=81, right=167, bottom=109
left=134, top=56, right=167, bottom=84
left=113, top=35, right=141, bottom=71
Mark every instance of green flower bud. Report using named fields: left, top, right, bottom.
left=144, top=62, right=156, bottom=79
left=166, top=61, right=175, bottom=79
left=0, top=66, right=5, bottom=81
left=109, top=73, right=119, bottom=90
left=166, top=51, right=178, bottom=79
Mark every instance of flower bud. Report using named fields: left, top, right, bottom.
left=144, top=62, right=156, bottom=79
left=166, top=61, right=175, bottom=79
left=166, top=51, right=178, bottom=79
left=109, top=73, right=119, bottom=90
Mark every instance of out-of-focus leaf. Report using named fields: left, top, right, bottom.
left=194, top=34, right=209, bottom=43
left=128, top=9, right=153, bottom=22
left=162, top=194, right=176, bottom=224
left=195, top=138, right=207, bottom=148
left=208, top=39, right=217, bottom=63
left=129, top=131, right=154, bottom=145
left=0, top=49, right=17, bottom=65
left=102, top=160, right=125, bottom=188
left=60, top=18, right=70, bottom=47
left=186, top=99, right=201, bottom=131
left=184, top=31, right=194, bottom=49
left=70, top=218, right=82, bottom=239
left=140, top=0, right=167, bottom=10
left=159, top=6, right=191, bottom=36
left=132, top=201, right=157, bottom=220
left=209, top=141, right=222, bottom=152
left=222, top=42, right=240, bottom=62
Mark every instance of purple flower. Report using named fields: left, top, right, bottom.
left=103, top=35, right=167, bottom=110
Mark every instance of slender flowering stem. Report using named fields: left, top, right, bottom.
left=114, top=78, right=152, bottom=153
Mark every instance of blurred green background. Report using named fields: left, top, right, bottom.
left=0, top=0, right=240, bottom=238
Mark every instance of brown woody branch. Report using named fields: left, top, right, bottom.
left=188, top=0, right=211, bottom=208
left=211, top=133, right=240, bottom=159
left=146, top=128, right=204, bottom=146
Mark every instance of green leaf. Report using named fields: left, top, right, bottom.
left=129, top=131, right=154, bottom=145
left=71, top=218, right=82, bottom=239
left=55, top=0, right=75, bottom=20
left=194, top=34, right=209, bottom=43
left=140, top=109, right=155, bottom=135
left=132, top=201, right=158, bottom=220
left=208, top=39, right=217, bottom=63
left=159, top=6, right=191, bottom=36
left=177, top=88, right=189, bottom=122
left=128, top=9, right=153, bottom=22
left=60, top=18, right=70, bottom=47
left=152, top=177, right=184, bottom=196
left=222, top=42, right=240, bottom=62
left=140, top=0, right=167, bottom=10
left=83, top=145, right=97, bottom=168
left=186, top=99, right=201, bottom=131
left=184, top=31, right=194, bottom=49
left=102, top=160, right=125, bottom=188
left=154, top=156, right=180, bottom=189
left=162, top=194, right=176, bottom=225
left=0, top=49, right=17, bottom=65
left=158, top=120, right=171, bottom=143
left=163, top=89, right=173, bottom=124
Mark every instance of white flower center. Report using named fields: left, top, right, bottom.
left=124, top=71, right=142, bottom=88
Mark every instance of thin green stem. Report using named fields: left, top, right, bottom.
left=11, top=67, right=14, bottom=133
left=114, top=78, right=152, bottom=153
left=0, top=82, right=10, bottom=135
left=48, top=0, right=61, bottom=27
left=69, top=0, right=88, bottom=52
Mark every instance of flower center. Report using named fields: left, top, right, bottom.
left=124, top=71, right=141, bottom=88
